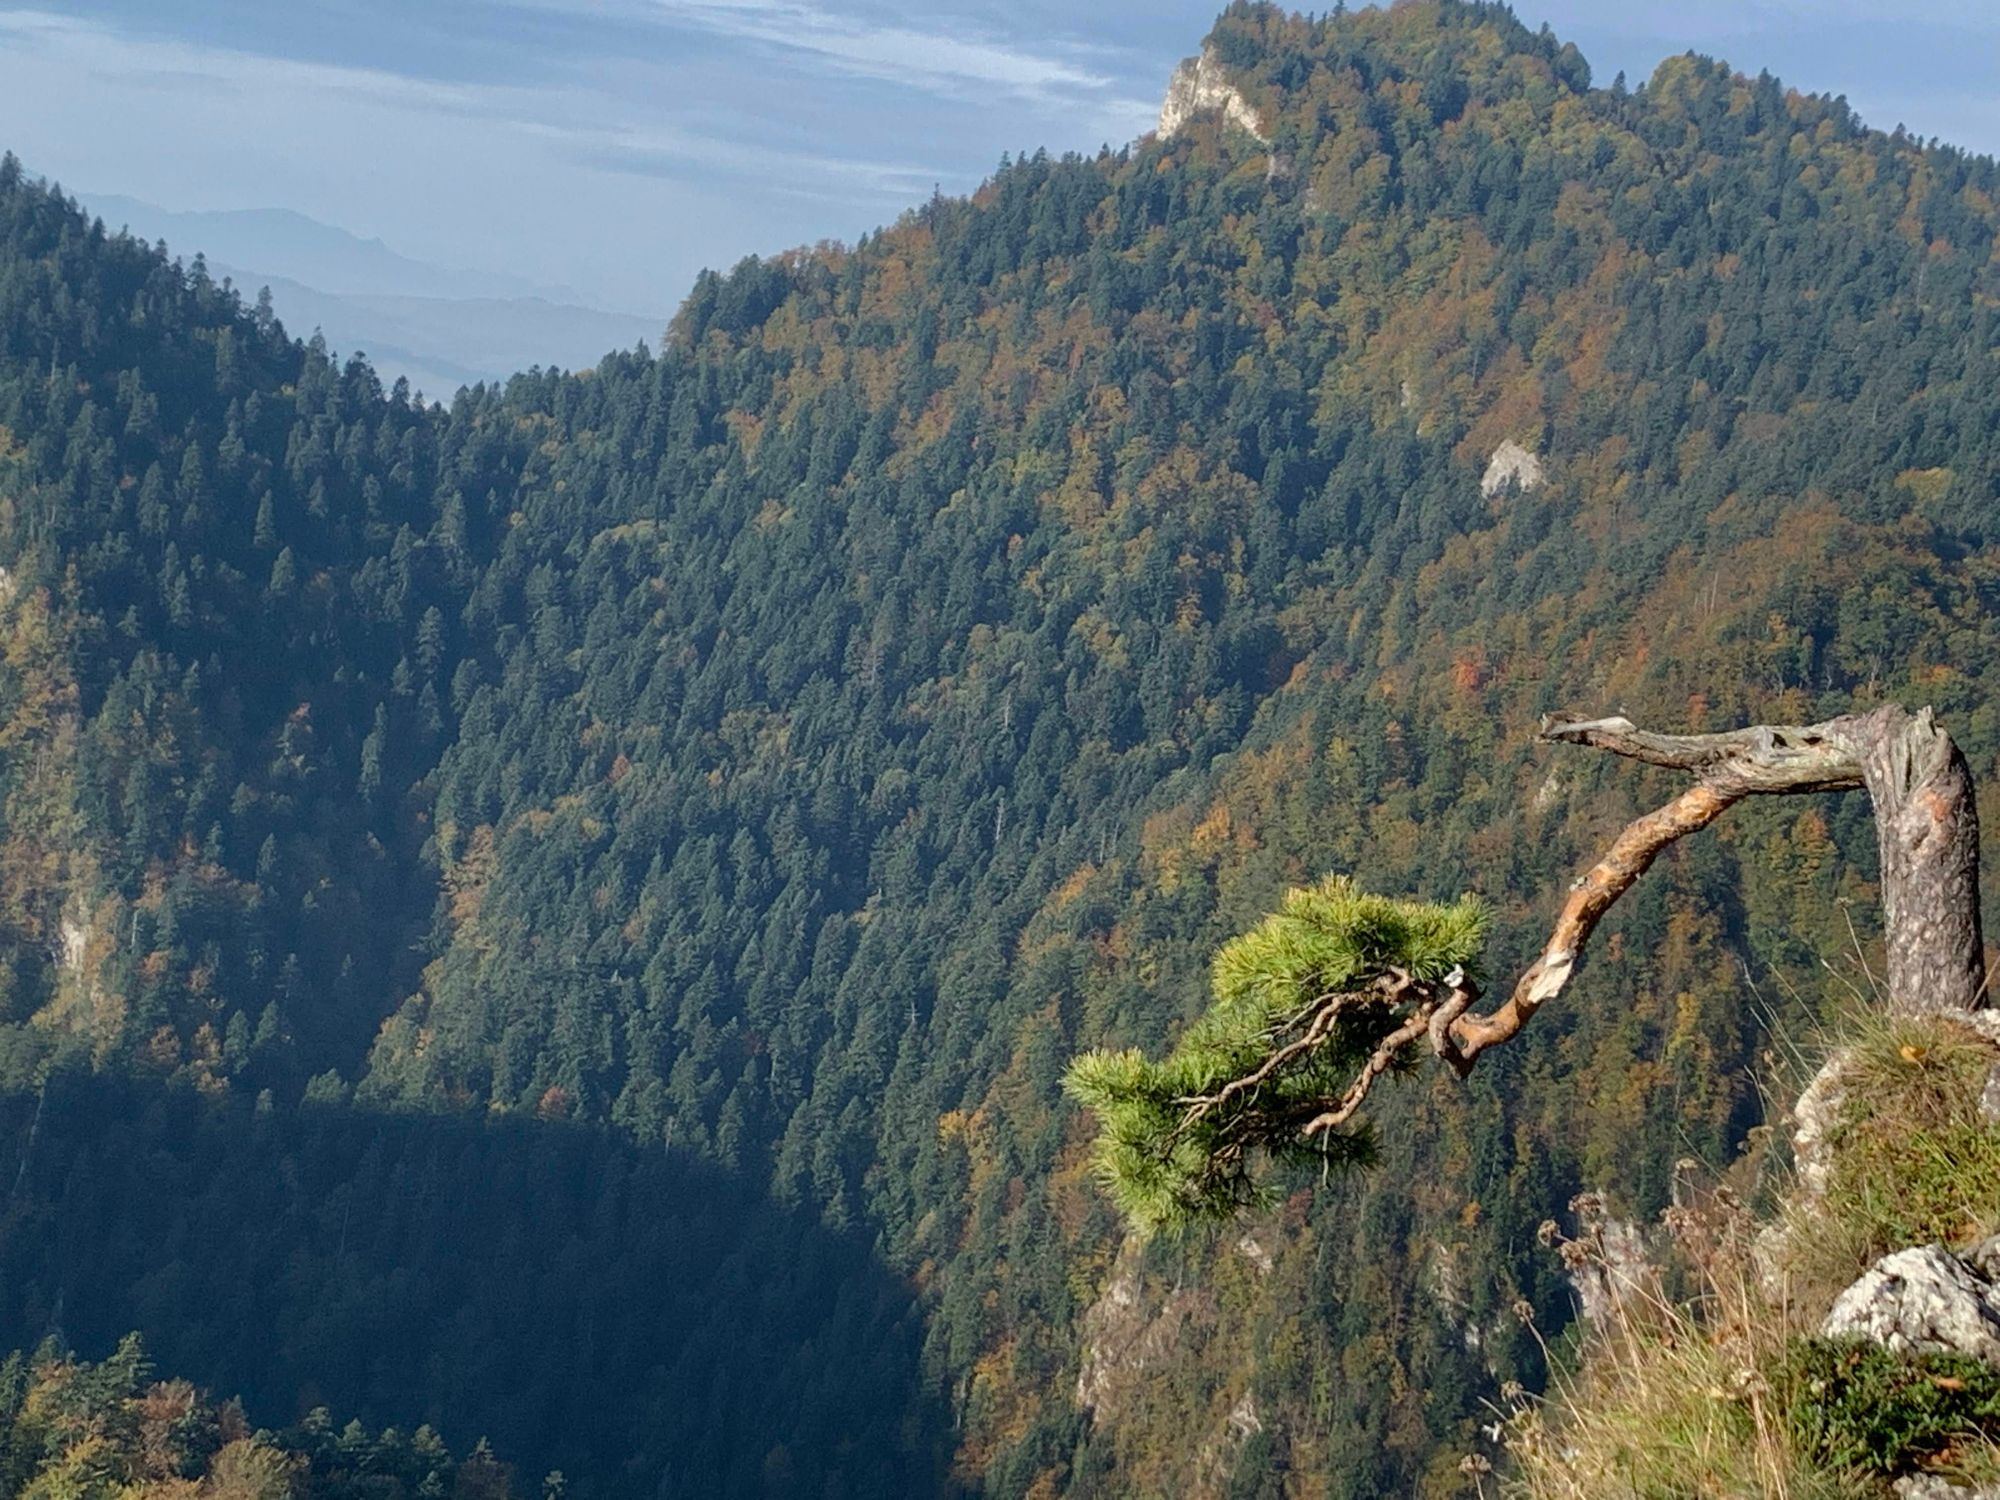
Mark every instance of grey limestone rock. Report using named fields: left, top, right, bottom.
left=1822, top=1242, right=2000, bottom=1366
left=1893, top=1476, right=2000, bottom=1499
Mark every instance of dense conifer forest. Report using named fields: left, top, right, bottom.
left=3, top=1, right=2000, bottom=1492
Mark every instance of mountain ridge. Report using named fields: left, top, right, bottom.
left=72, top=193, right=585, bottom=303
left=73, top=189, right=667, bottom=394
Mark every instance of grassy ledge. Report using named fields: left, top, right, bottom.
left=1503, top=1010, right=2000, bottom=1499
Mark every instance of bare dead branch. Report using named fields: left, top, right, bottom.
left=1534, top=713, right=1866, bottom=795
left=1443, top=702, right=1984, bottom=1068
left=1446, top=781, right=1738, bottom=1064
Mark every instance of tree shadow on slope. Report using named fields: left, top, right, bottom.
left=0, top=1070, right=955, bottom=1498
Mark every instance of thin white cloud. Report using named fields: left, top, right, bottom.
left=0, top=9, right=532, bottom=122
left=500, top=0, right=1149, bottom=107
left=0, top=9, right=945, bottom=195
left=647, top=0, right=1116, bottom=98
left=517, top=116, right=946, bottom=199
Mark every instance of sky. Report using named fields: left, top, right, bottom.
left=1, top=1, right=1998, bottom=320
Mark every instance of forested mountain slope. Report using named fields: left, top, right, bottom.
left=3, top=2, right=2000, bottom=1493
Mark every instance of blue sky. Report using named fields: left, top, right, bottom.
left=2, top=1, right=1998, bottom=318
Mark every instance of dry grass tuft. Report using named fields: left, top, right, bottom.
left=1503, top=1185, right=1864, bottom=1499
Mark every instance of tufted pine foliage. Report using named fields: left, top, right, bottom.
left=1064, top=877, right=1486, bottom=1235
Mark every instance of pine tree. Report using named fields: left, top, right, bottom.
left=1066, top=876, right=1485, bottom=1234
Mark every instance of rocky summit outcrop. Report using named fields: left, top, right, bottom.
left=1823, top=1238, right=2000, bottom=1366
left=1158, top=46, right=1268, bottom=143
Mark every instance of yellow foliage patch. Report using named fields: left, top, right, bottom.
left=1895, top=466, right=1955, bottom=505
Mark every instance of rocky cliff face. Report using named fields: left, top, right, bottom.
left=1072, top=1233, right=1278, bottom=1498
left=1158, top=46, right=1268, bottom=142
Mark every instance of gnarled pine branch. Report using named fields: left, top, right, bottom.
left=1442, top=702, right=1984, bottom=1072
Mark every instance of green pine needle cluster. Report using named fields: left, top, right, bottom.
left=1064, top=877, right=1488, bottom=1236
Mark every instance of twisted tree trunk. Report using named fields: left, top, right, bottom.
left=1856, top=708, right=1986, bottom=1017
left=1445, top=703, right=1985, bottom=1069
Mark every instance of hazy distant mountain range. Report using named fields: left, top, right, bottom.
left=78, top=192, right=666, bottom=396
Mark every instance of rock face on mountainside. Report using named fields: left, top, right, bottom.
left=1158, top=46, right=1268, bottom=142
left=1074, top=1240, right=1210, bottom=1418
left=1480, top=439, right=1545, bottom=498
